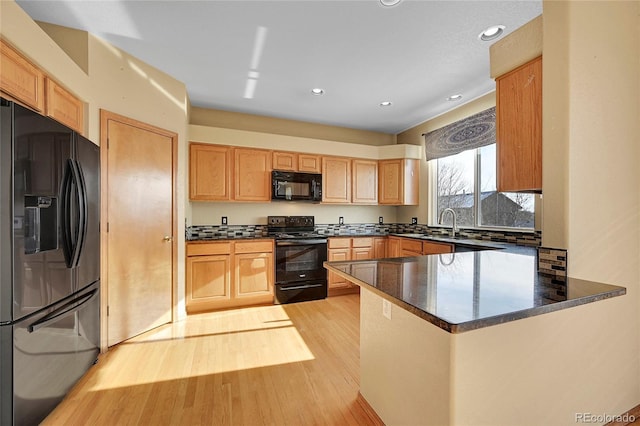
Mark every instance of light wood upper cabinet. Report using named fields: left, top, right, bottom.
left=352, top=159, right=378, bottom=205
left=379, top=159, right=419, bottom=205
left=496, top=56, right=542, bottom=193
left=322, top=156, right=351, bottom=203
left=272, top=151, right=297, bottom=171
left=0, top=39, right=45, bottom=112
left=234, top=147, right=272, bottom=201
left=298, top=154, right=321, bottom=173
left=189, top=143, right=231, bottom=201
left=45, top=78, right=84, bottom=133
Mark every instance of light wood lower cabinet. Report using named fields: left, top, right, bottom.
left=186, top=240, right=274, bottom=312
left=388, top=237, right=454, bottom=258
left=422, top=240, right=454, bottom=254
left=327, top=237, right=376, bottom=296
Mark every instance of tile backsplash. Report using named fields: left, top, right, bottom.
left=187, top=222, right=542, bottom=247
left=537, top=247, right=568, bottom=277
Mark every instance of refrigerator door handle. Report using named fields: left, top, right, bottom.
left=70, top=159, right=88, bottom=268
left=60, top=160, right=74, bottom=267
left=27, top=288, right=98, bottom=333
left=61, top=159, right=88, bottom=268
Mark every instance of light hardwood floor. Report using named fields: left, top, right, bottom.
left=43, top=294, right=383, bottom=426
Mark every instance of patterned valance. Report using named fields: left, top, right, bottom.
left=423, top=107, right=496, bottom=161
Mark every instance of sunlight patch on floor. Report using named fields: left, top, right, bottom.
left=90, top=305, right=315, bottom=391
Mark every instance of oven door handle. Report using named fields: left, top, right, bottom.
left=276, top=239, right=327, bottom=246
left=280, top=283, right=325, bottom=291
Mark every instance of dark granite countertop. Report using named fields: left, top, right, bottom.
left=324, top=251, right=625, bottom=333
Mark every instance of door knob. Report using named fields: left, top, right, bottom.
left=163, top=236, right=173, bottom=242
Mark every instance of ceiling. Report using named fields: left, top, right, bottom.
left=16, top=0, right=542, bottom=134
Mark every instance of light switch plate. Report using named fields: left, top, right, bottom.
left=339, top=216, right=344, bottom=225
left=382, top=299, right=392, bottom=319
left=379, top=216, right=383, bottom=224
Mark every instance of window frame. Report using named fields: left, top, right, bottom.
left=428, top=144, right=536, bottom=232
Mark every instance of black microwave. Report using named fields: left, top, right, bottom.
left=272, top=171, right=322, bottom=202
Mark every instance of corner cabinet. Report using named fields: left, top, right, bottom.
left=378, top=159, right=419, bottom=205
left=186, top=239, right=274, bottom=313
left=189, top=143, right=232, bottom=201
left=496, top=56, right=542, bottom=193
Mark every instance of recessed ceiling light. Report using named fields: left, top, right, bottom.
left=380, top=0, right=401, bottom=6
left=379, top=101, right=393, bottom=107
left=479, top=25, right=506, bottom=41
left=311, top=88, right=325, bottom=95
left=447, top=94, right=463, bottom=101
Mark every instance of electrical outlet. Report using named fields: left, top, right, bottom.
left=382, top=299, right=392, bottom=320
left=222, top=216, right=228, bottom=225
left=379, top=216, right=383, bottom=224
left=411, top=217, right=418, bottom=225
left=339, top=216, right=344, bottom=225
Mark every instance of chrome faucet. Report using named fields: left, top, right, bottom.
left=438, top=208, right=458, bottom=237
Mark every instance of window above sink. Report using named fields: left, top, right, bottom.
left=430, top=144, right=536, bottom=231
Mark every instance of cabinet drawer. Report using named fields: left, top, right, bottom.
left=234, top=240, right=273, bottom=254
left=422, top=241, right=453, bottom=254
left=186, top=242, right=232, bottom=256
left=351, top=237, right=373, bottom=248
left=328, top=238, right=351, bottom=249
left=400, top=238, right=422, bottom=253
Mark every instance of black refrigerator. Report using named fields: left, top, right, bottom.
left=0, top=98, right=100, bottom=425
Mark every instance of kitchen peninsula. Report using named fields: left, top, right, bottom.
left=324, top=251, right=626, bottom=425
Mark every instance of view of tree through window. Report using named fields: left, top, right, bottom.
left=436, top=144, right=534, bottom=229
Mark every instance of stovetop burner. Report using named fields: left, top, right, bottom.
left=267, top=215, right=322, bottom=240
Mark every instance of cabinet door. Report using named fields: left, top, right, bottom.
left=234, top=148, right=272, bottom=201
left=387, top=237, right=401, bottom=258
left=272, top=151, right=297, bottom=171
left=373, top=237, right=387, bottom=259
left=378, top=159, right=403, bottom=205
left=0, top=39, right=45, bottom=112
left=234, top=252, right=274, bottom=299
left=298, top=154, right=321, bottom=173
left=352, top=247, right=374, bottom=260
left=422, top=241, right=454, bottom=255
left=378, top=159, right=419, bottom=205
left=496, top=56, right=542, bottom=192
left=400, top=238, right=423, bottom=255
left=327, top=248, right=351, bottom=289
left=322, top=157, right=351, bottom=203
left=186, top=254, right=231, bottom=312
left=189, top=143, right=231, bottom=201
left=45, top=78, right=84, bottom=133
left=352, top=159, right=378, bottom=204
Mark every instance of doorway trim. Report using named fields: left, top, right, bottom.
left=99, top=109, right=178, bottom=352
